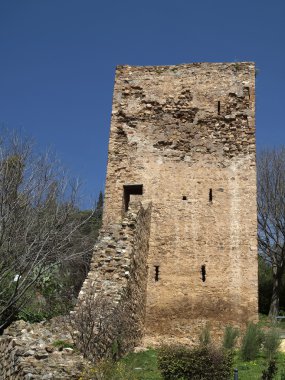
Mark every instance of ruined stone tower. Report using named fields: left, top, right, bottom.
left=0, top=63, right=258, bottom=377
left=103, top=62, right=258, bottom=345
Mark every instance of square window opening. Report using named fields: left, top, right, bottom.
left=123, top=184, right=143, bottom=211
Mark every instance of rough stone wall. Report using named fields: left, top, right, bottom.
left=0, top=202, right=152, bottom=377
left=76, top=201, right=152, bottom=360
left=103, top=62, right=258, bottom=344
left=0, top=63, right=258, bottom=377
left=0, top=318, right=85, bottom=379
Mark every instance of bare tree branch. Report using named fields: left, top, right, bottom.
left=0, top=129, right=95, bottom=332
left=258, top=147, right=285, bottom=318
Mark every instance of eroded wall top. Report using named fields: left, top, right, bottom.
left=104, top=62, right=256, bottom=225
left=109, top=62, right=255, bottom=167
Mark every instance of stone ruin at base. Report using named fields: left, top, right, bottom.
left=0, top=62, right=258, bottom=378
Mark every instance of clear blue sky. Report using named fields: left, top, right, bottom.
left=0, top=0, right=284, bottom=208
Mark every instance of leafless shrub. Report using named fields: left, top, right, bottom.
left=69, top=290, right=114, bottom=359
left=69, top=288, right=132, bottom=362
left=0, top=129, right=94, bottom=332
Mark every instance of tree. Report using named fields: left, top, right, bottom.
left=55, top=195, right=104, bottom=303
left=0, top=130, right=94, bottom=332
left=257, top=147, right=285, bottom=318
left=258, top=256, right=273, bottom=315
left=77, top=191, right=103, bottom=239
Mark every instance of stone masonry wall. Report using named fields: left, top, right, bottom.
left=0, top=318, right=85, bottom=379
left=103, top=62, right=258, bottom=345
left=76, top=201, right=152, bottom=361
left=0, top=62, right=258, bottom=376
left=0, top=202, right=152, bottom=377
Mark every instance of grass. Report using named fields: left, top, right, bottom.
left=258, top=313, right=274, bottom=328
left=233, top=352, right=285, bottom=380
left=258, top=313, right=285, bottom=340
left=122, top=349, right=162, bottom=380
left=258, top=313, right=285, bottom=327
left=120, top=348, right=285, bottom=380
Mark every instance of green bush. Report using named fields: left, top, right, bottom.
left=261, top=360, right=277, bottom=380
left=263, top=328, right=281, bottom=360
left=222, top=325, right=239, bottom=350
left=157, top=345, right=233, bottom=380
left=240, top=322, right=264, bottom=361
left=17, top=264, right=75, bottom=323
left=258, top=257, right=273, bottom=314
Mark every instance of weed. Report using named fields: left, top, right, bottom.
left=263, top=328, right=281, bottom=360
left=53, top=340, right=75, bottom=350
left=199, top=323, right=211, bottom=347
left=261, top=360, right=277, bottom=380
left=223, top=325, right=239, bottom=350
left=240, top=322, right=264, bottom=361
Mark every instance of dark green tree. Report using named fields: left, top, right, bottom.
left=258, top=256, right=273, bottom=314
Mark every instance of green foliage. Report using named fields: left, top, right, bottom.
left=78, top=192, right=103, bottom=238
left=18, top=264, right=74, bottom=322
left=53, top=340, right=75, bottom=350
left=199, top=323, right=211, bottom=347
left=233, top=351, right=285, bottom=380
left=263, top=328, right=281, bottom=360
left=258, top=257, right=273, bottom=315
left=33, top=265, right=64, bottom=299
left=258, top=314, right=273, bottom=328
left=18, top=309, right=50, bottom=323
left=157, top=345, right=233, bottom=380
left=222, top=325, right=239, bottom=350
left=79, top=360, right=138, bottom=380
left=240, top=323, right=264, bottom=361
left=15, top=191, right=104, bottom=325
left=261, top=360, right=277, bottom=380
left=111, top=339, right=120, bottom=360
left=0, top=130, right=103, bottom=332
left=122, top=349, right=162, bottom=380
left=76, top=349, right=285, bottom=380
left=258, top=256, right=285, bottom=315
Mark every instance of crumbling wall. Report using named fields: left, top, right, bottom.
left=0, top=202, right=152, bottom=377
left=103, top=62, right=258, bottom=345
left=0, top=318, right=85, bottom=380
left=0, top=62, right=258, bottom=376
left=75, top=201, right=152, bottom=361
left=0, top=203, right=151, bottom=374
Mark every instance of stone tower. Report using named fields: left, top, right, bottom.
left=103, top=62, right=258, bottom=345
left=0, top=63, right=258, bottom=377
